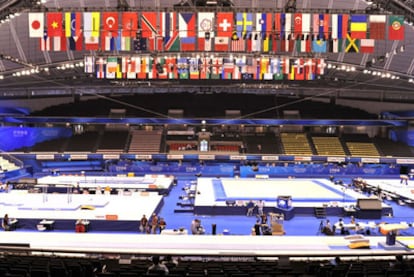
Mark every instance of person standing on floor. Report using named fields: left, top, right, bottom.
left=257, top=199, right=265, bottom=216
left=246, top=200, right=256, bottom=216
left=150, top=213, right=159, bottom=234
left=139, top=214, right=148, bottom=233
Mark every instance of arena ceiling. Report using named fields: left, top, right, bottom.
left=0, top=0, right=413, bottom=102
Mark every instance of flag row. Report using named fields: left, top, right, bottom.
left=38, top=33, right=378, bottom=54
left=29, top=11, right=404, bottom=53
left=85, top=55, right=326, bottom=81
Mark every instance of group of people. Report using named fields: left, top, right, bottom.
left=321, top=216, right=363, bottom=236
left=246, top=200, right=265, bottom=217
left=139, top=213, right=167, bottom=234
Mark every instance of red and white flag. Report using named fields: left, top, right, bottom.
left=28, top=13, right=44, bottom=38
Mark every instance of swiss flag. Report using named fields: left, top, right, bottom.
left=216, top=12, right=233, bottom=37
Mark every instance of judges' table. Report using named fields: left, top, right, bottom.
left=161, top=229, right=188, bottom=235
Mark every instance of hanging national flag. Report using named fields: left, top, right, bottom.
left=316, top=58, right=326, bottom=75
left=294, top=58, right=305, bottom=80
left=231, top=32, right=245, bottom=51
left=280, top=34, right=294, bottom=53
left=262, top=33, right=273, bottom=52
left=222, top=58, right=234, bottom=79
left=147, top=57, right=154, bottom=79
left=84, top=35, right=99, bottom=50
left=198, top=13, right=214, bottom=51
left=198, top=37, right=212, bottom=51
left=312, top=39, right=327, bottom=53
left=40, top=30, right=50, bottom=51
left=350, top=15, right=367, bottom=39
left=331, top=14, right=348, bottom=53
left=305, top=58, right=315, bottom=80
left=177, top=57, right=189, bottom=79
left=121, top=56, right=129, bottom=78
left=216, top=12, right=233, bottom=37
left=360, top=39, right=375, bottom=53
left=133, top=38, right=147, bottom=51
left=153, top=57, right=166, bottom=79
left=236, top=57, right=246, bottom=76
left=284, top=13, right=292, bottom=38
left=147, top=36, right=164, bottom=51
left=282, top=57, right=290, bottom=75
left=274, top=13, right=282, bottom=39
left=138, top=56, right=149, bottom=79
left=369, top=15, right=386, bottom=40
left=52, top=31, right=67, bottom=51
left=296, top=34, right=311, bottom=53
left=162, top=12, right=180, bottom=51
left=96, top=57, right=106, bottom=79
left=83, top=12, right=100, bottom=38
left=288, top=61, right=295, bottom=80
left=236, top=13, right=253, bottom=38
left=69, top=34, right=83, bottom=51
left=122, top=12, right=138, bottom=37
left=345, top=34, right=360, bottom=53
left=200, top=57, right=211, bottom=79
left=313, top=14, right=329, bottom=39
left=270, top=58, right=282, bottom=79
left=84, top=56, right=95, bottom=73
left=338, top=14, right=349, bottom=39
left=120, top=36, right=131, bottom=51
left=180, top=37, right=196, bottom=51
left=293, top=13, right=302, bottom=36
left=65, top=12, right=82, bottom=38
left=102, top=33, right=116, bottom=51
left=211, top=58, right=222, bottom=79
left=189, top=58, right=200, bottom=79
left=114, top=57, right=122, bottom=79
left=282, top=13, right=293, bottom=52
left=106, top=57, right=118, bottom=79
left=329, top=38, right=343, bottom=53
left=141, top=12, right=158, bottom=38
left=250, top=31, right=261, bottom=52
left=126, top=56, right=137, bottom=79
left=103, top=12, right=119, bottom=37
left=47, top=12, right=63, bottom=37
left=214, top=37, right=229, bottom=51
left=232, top=63, right=241, bottom=80
left=28, top=12, right=44, bottom=38
left=259, top=58, right=269, bottom=80
left=166, top=57, right=178, bottom=79
left=198, top=12, right=215, bottom=38
left=256, top=13, right=272, bottom=37
left=388, top=15, right=405, bottom=40
left=301, top=14, right=311, bottom=39
left=179, top=13, right=196, bottom=38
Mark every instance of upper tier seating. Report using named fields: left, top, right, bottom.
left=342, top=134, right=380, bottom=157
left=65, top=131, right=99, bottom=152
left=312, top=135, right=346, bottom=156
left=243, top=133, right=280, bottom=154
left=96, top=131, right=129, bottom=153
left=128, top=130, right=162, bottom=153
left=281, top=132, right=313, bottom=155
left=373, top=137, right=414, bottom=157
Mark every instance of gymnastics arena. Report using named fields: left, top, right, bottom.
left=1, top=0, right=414, bottom=276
